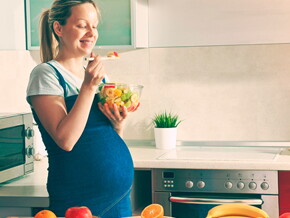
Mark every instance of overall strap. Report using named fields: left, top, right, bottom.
left=46, top=62, right=68, bottom=97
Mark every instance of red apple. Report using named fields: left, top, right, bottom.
left=280, top=213, right=290, bottom=218
left=65, top=206, right=92, bottom=218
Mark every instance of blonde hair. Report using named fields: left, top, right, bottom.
left=39, top=0, right=100, bottom=63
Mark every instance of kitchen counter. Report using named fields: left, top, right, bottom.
left=0, top=157, right=49, bottom=208
left=1, top=142, right=290, bottom=209
left=129, top=143, right=290, bottom=170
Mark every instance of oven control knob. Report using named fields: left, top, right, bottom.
left=261, top=182, right=269, bottom=190
left=225, top=181, right=233, bottom=189
left=237, top=181, right=245, bottom=190
left=185, top=180, right=194, bottom=188
left=197, top=181, right=205, bottom=189
left=25, top=127, right=34, bottom=139
left=26, top=146, right=35, bottom=158
left=249, top=182, right=257, bottom=190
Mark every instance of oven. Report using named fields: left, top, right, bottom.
left=0, top=113, right=34, bottom=183
left=152, top=169, right=279, bottom=218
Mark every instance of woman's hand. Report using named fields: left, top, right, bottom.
left=83, top=52, right=105, bottom=90
left=98, top=102, right=128, bottom=137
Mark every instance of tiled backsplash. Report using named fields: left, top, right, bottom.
left=1, top=44, right=290, bottom=141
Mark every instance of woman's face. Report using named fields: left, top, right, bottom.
left=56, top=3, right=99, bottom=57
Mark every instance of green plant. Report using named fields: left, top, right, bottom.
left=152, top=111, right=182, bottom=128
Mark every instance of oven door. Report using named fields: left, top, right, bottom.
left=154, top=192, right=276, bottom=218
left=0, top=123, right=34, bottom=183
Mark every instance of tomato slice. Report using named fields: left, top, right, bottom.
left=113, top=51, right=119, bottom=57
left=104, top=83, right=116, bottom=88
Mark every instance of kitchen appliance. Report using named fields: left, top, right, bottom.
left=0, top=113, right=34, bottom=183
left=153, top=169, right=278, bottom=218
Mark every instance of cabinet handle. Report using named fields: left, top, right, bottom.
left=169, top=196, right=263, bottom=205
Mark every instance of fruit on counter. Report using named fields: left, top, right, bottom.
left=98, top=83, right=143, bottom=112
left=34, top=210, right=57, bottom=218
left=280, top=213, right=290, bottom=218
left=107, top=51, right=119, bottom=58
left=140, top=204, right=164, bottom=218
left=206, top=203, right=269, bottom=218
left=65, top=206, right=93, bottom=218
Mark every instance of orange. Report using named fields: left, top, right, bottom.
left=141, top=204, right=164, bottom=218
left=34, top=210, right=57, bottom=218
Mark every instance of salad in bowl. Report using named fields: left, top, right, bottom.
left=97, top=83, right=143, bottom=112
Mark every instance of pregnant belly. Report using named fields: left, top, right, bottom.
left=47, top=126, right=134, bottom=200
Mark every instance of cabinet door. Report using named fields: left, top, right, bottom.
left=0, top=0, right=26, bottom=50
left=278, top=171, right=290, bottom=215
left=149, top=0, right=290, bottom=47
left=95, top=0, right=132, bottom=48
left=26, top=0, right=133, bottom=49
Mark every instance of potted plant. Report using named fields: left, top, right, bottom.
left=152, top=111, right=182, bottom=149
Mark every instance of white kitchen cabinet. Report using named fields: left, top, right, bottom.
left=148, top=0, right=290, bottom=47
left=0, top=0, right=26, bottom=50
left=133, top=0, right=149, bottom=48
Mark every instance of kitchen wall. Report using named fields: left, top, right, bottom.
left=0, top=50, right=36, bottom=113
left=1, top=44, right=290, bottom=142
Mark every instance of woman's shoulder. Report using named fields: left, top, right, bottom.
left=31, top=62, right=54, bottom=73
left=26, top=61, right=65, bottom=101
left=30, top=61, right=58, bottom=79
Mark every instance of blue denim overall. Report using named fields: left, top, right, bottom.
left=32, top=63, right=134, bottom=217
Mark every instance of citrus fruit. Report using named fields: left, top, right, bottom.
left=141, top=204, right=164, bottom=218
left=34, top=210, right=57, bottom=218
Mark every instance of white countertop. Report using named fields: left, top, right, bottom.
left=129, top=144, right=290, bottom=170
left=0, top=157, right=49, bottom=207
left=1, top=143, right=290, bottom=207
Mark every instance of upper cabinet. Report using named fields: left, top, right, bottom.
left=95, top=0, right=132, bottom=47
left=26, top=0, right=147, bottom=49
left=26, top=0, right=51, bottom=49
left=148, top=0, right=290, bottom=47
left=5, top=0, right=290, bottom=50
left=0, top=0, right=26, bottom=50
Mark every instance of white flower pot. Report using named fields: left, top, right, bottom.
left=154, top=127, right=177, bottom=149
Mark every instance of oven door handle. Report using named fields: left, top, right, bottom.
left=169, top=196, right=263, bottom=205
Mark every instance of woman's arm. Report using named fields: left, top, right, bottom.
left=31, top=84, right=96, bottom=151
left=31, top=56, right=105, bottom=151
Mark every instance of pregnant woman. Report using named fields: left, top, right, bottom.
left=26, top=0, right=136, bottom=217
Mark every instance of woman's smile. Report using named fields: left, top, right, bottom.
left=79, top=39, right=95, bottom=48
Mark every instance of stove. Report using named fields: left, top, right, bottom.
left=152, top=168, right=278, bottom=218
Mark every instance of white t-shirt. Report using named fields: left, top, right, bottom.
left=26, top=60, right=106, bottom=106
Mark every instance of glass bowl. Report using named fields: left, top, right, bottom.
left=97, top=83, right=144, bottom=112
